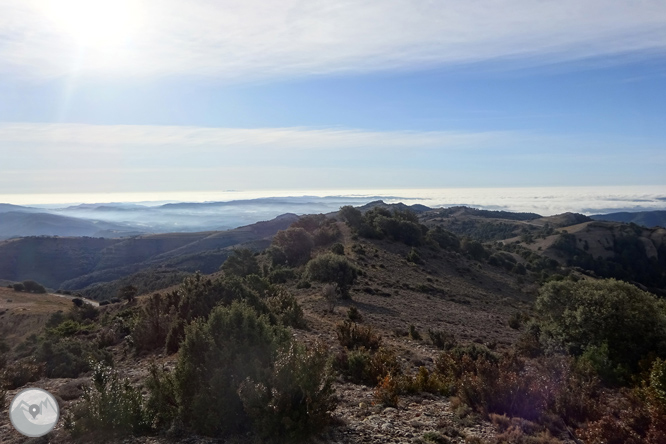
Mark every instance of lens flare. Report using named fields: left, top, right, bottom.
left=45, top=0, right=142, bottom=49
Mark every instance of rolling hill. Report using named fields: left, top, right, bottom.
left=0, top=213, right=299, bottom=298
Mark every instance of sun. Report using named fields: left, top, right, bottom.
left=45, top=0, right=142, bottom=49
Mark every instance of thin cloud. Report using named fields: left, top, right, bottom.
left=0, top=122, right=513, bottom=151
left=2, top=0, right=666, bottom=80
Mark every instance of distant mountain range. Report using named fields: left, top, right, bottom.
left=0, top=196, right=383, bottom=238
left=1, top=197, right=665, bottom=240
left=0, top=211, right=145, bottom=239
left=0, top=213, right=299, bottom=298
left=591, top=210, right=666, bottom=228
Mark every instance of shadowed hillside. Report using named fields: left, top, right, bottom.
left=0, top=213, right=299, bottom=296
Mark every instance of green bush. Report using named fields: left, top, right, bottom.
left=426, top=226, right=460, bottom=251
left=145, top=363, right=179, bottom=431
left=268, top=266, right=297, bottom=284
left=131, top=292, right=177, bottom=352
left=461, top=238, right=488, bottom=261
left=118, top=284, right=138, bottom=302
left=22, top=280, right=47, bottom=293
left=36, top=338, right=110, bottom=378
left=66, top=361, right=150, bottom=437
left=406, top=248, right=423, bottom=264
left=336, top=320, right=381, bottom=350
left=305, top=253, right=359, bottom=299
left=335, top=347, right=401, bottom=385
left=428, top=329, right=456, bottom=349
left=238, top=341, right=335, bottom=442
left=12, top=283, right=24, bottom=292
left=313, top=223, right=341, bottom=246
left=347, top=305, right=362, bottom=322
left=271, top=228, right=314, bottom=266
left=48, top=319, right=94, bottom=337
left=174, top=301, right=289, bottom=436
left=339, top=206, right=363, bottom=230
left=535, top=279, right=666, bottom=381
left=409, top=324, right=421, bottom=340
left=331, top=242, right=345, bottom=255
left=265, top=288, right=306, bottom=329
left=221, top=248, right=260, bottom=277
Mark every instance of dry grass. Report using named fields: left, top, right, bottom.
left=0, top=287, right=72, bottom=343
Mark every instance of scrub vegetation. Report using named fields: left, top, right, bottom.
left=1, top=204, right=666, bottom=443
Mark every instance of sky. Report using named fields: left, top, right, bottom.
left=1, top=0, right=666, bottom=199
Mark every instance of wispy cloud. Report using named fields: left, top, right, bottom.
left=0, top=122, right=510, bottom=150
left=2, top=0, right=666, bottom=80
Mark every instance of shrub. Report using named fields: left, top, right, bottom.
left=305, top=253, right=359, bottom=299
left=221, top=248, right=260, bottom=277
left=313, top=223, right=341, bottom=246
left=407, top=248, right=423, bottom=264
left=461, top=238, right=488, bottom=261
left=48, top=319, right=94, bottom=337
left=428, top=329, right=456, bottom=350
left=70, top=302, right=99, bottom=322
left=331, top=242, right=345, bottom=255
left=265, top=288, right=306, bottom=329
left=290, top=214, right=328, bottom=233
left=335, top=347, right=402, bottom=385
left=174, top=301, right=289, bottom=436
left=426, top=227, right=460, bottom=251
left=271, top=228, right=314, bottom=266
left=339, top=205, right=363, bottom=230
left=238, top=341, right=335, bottom=442
left=347, top=305, right=362, bottom=322
left=268, top=266, right=297, bottom=284
left=66, top=361, right=150, bottom=437
left=12, top=283, right=24, bottom=292
left=409, top=324, right=422, bottom=340
left=22, top=280, right=46, bottom=293
left=322, top=283, right=338, bottom=312
left=144, top=363, right=179, bottom=431
left=401, top=366, right=449, bottom=395
left=1, top=359, right=43, bottom=389
left=118, top=285, right=138, bottom=302
left=36, top=338, right=110, bottom=378
left=132, top=293, right=177, bottom=352
left=336, top=320, right=381, bottom=350
left=435, top=349, right=601, bottom=425
left=374, top=374, right=400, bottom=407
left=535, top=279, right=666, bottom=381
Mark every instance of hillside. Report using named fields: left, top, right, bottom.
left=0, top=211, right=145, bottom=239
left=0, top=213, right=299, bottom=298
left=1, top=205, right=666, bottom=443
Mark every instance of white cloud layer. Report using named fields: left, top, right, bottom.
left=2, top=0, right=666, bottom=80
left=0, top=122, right=664, bottom=194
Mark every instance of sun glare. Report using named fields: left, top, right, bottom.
left=45, top=0, right=142, bottom=49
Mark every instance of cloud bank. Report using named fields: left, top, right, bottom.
left=0, top=122, right=664, bottom=194
left=2, top=0, right=666, bottom=80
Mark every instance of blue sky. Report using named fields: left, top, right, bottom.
left=1, top=0, right=665, bottom=197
